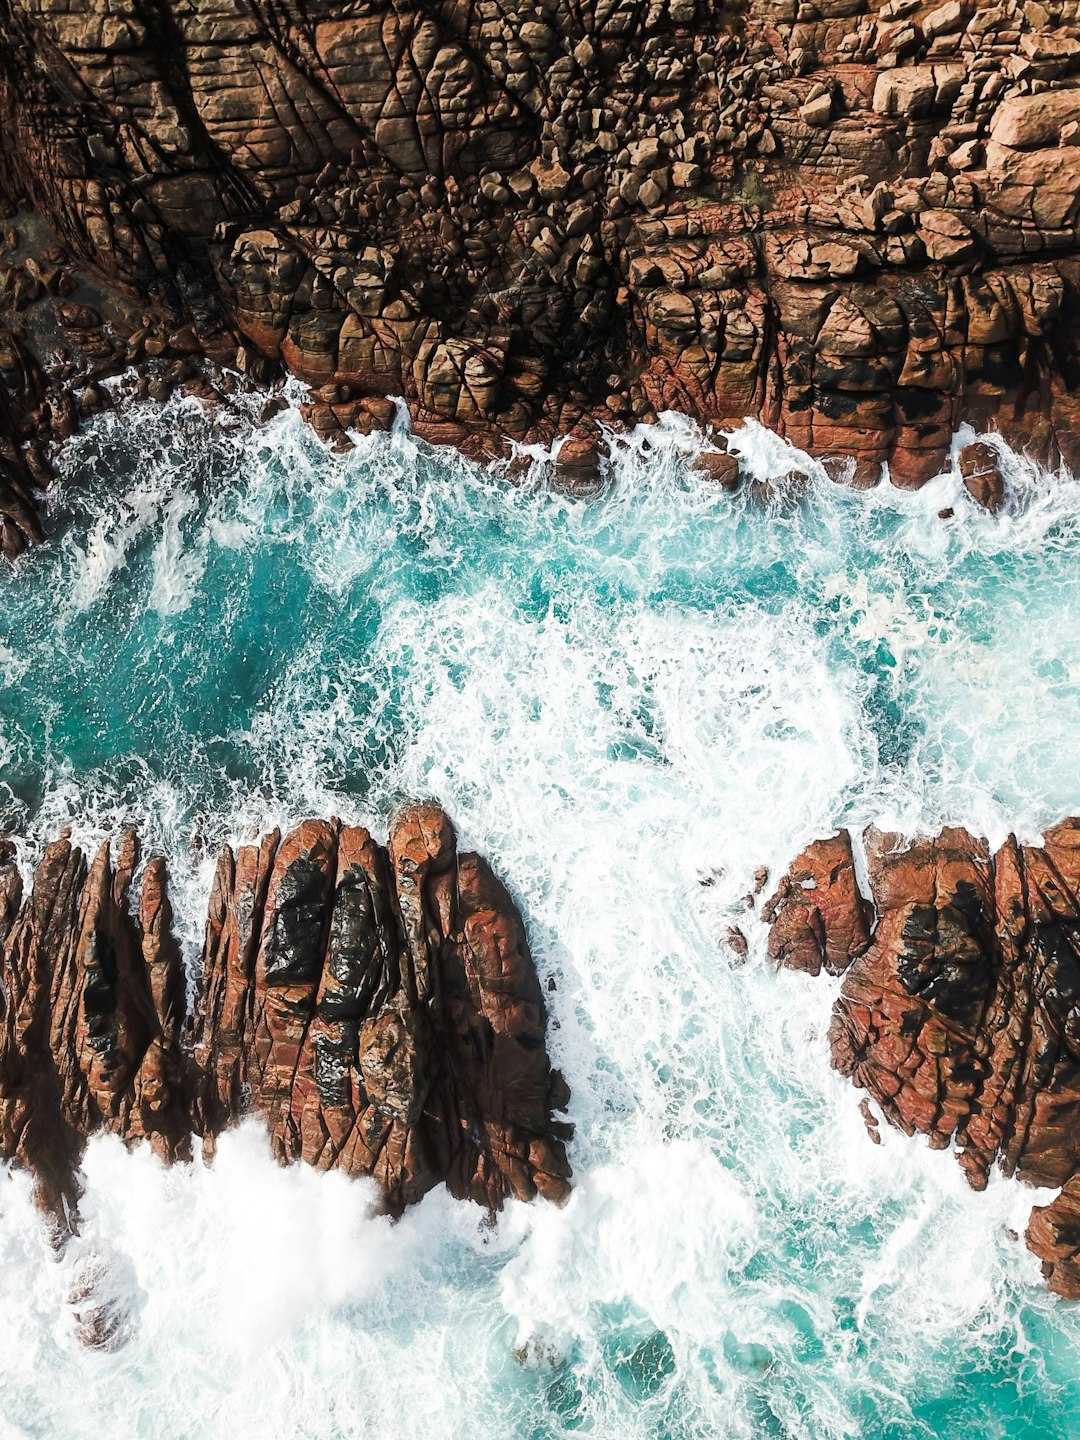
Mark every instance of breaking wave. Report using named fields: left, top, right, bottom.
left=1, top=397, right=1079, bottom=1437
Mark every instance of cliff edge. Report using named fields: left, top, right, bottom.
left=1, top=0, right=1080, bottom=548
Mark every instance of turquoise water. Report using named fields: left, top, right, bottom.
left=1, top=397, right=1080, bottom=1438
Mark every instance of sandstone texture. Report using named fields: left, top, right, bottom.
left=0, top=805, right=572, bottom=1222
left=1, top=1, right=1080, bottom=546
left=766, top=821, right=1080, bottom=1298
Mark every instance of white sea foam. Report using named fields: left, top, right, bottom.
left=1, top=397, right=1080, bottom=1436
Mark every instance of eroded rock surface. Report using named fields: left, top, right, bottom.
left=3, top=1, right=1080, bottom=546
left=767, top=821, right=1080, bottom=1297
left=762, top=831, right=871, bottom=976
left=0, top=805, right=571, bottom=1225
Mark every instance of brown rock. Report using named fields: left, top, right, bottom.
left=1, top=0, right=1079, bottom=538
left=1028, top=1175, right=1080, bottom=1298
left=694, top=444, right=740, bottom=490
left=1, top=809, right=571, bottom=1224
left=763, top=831, right=871, bottom=977
left=554, top=433, right=605, bottom=494
left=990, top=93, right=1080, bottom=151
left=957, top=441, right=1005, bottom=513
left=770, top=818, right=1080, bottom=1296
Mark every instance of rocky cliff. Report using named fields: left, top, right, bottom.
left=765, top=820, right=1080, bottom=1298
left=2, top=0, right=1080, bottom=550
left=0, top=804, right=572, bottom=1224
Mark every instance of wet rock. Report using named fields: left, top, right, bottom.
left=1, top=0, right=1080, bottom=548
left=858, top=1098, right=881, bottom=1145
left=726, top=926, right=749, bottom=964
left=0, top=808, right=570, bottom=1221
left=553, top=433, right=605, bottom=495
left=0, top=834, right=191, bottom=1222
left=763, top=831, right=871, bottom=977
left=957, top=442, right=1005, bottom=514
left=66, top=1252, right=135, bottom=1352
left=768, top=818, right=1080, bottom=1297
left=0, top=838, right=22, bottom=943
left=1028, top=1175, right=1080, bottom=1298
left=694, top=445, right=740, bottom=490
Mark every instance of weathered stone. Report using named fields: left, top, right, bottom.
left=763, top=831, right=870, bottom=977
left=769, top=819, right=1080, bottom=1297
left=1, top=808, right=571, bottom=1226
left=2, top=0, right=1080, bottom=543
left=957, top=441, right=1005, bottom=512
left=990, top=92, right=1080, bottom=151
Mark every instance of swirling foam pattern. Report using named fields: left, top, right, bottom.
left=1, top=397, right=1080, bottom=1437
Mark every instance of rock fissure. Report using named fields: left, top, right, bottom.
left=0, top=803, right=572, bottom=1226
left=766, top=820, right=1080, bottom=1297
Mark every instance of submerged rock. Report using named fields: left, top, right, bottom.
left=767, top=819, right=1080, bottom=1297
left=957, top=442, right=1006, bottom=514
left=66, top=1251, right=136, bottom=1352
left=0, top=805, right=572, bottom=1227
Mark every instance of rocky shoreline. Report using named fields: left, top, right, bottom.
left=2, top=0, right=1080, bottom=1319
left=765, top=820, right=1080, bottom=1298
left=0, top=805, right=572, bottom=1232
left=3, top=0, right=1080, bottom=551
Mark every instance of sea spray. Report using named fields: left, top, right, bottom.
left=1, top=398, right=1080, bottom=1436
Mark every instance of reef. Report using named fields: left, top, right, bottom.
left=765, top=819, right=1080, bottom=1298
left=1, top=0, right=1080, bottom=550
left=0, top=805, right=572, bottom=1223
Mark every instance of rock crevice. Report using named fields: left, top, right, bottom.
left=767, top=821, right=1080, bottom=1297
left=0, top=804, right=572, bottom=1220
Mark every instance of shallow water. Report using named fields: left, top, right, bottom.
left=1, top=398, right=1079, bottom=1438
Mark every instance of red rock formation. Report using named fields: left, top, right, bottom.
left=1029, top=1176, right=1080, bottom=1299
left=762, top=830, right=872, bottom=976
left=957, top=440, right=1006, bottom=513
left=0, top=832, right=190, bottom=1216
left=3, top=2, right=1080, bottom=546
left=768, top=818, right=1080, bottom=1297
left=0, top=805, right=572, bottom=1224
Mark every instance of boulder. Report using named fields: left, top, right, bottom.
left=990, top=92, right=1080, bottom=151
left=957, top=441, right=1005, bottom=512
left=763, top=831, right=871, bottom=977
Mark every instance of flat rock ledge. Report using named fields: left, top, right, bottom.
left=765, top=820, right=1080, bottom=1298
left=0, top=805, right=572, bottom=1226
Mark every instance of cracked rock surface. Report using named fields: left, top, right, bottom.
left=766, top=821, right=1080, bottom=1298
left=3, top=1, right=1080, bottom=546
left=0, top=804, right=572, bottom=1222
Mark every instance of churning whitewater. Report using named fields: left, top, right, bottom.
left=2, top=396, right=1080, bottom=1438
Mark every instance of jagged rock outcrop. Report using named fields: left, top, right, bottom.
left=761, top=831, right=872, bottom=976
left=0, top=828, right=189, bottom=1217
left=0, top=805, right=572, bottom=1225
left=766, top=821, right=1080, bottom=1298
left=3, top=1, right=1080, bottom=547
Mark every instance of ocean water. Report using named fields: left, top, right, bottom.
left=1, top=395, right=1080, bottom=1438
